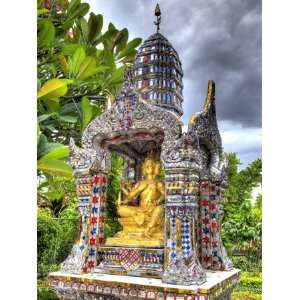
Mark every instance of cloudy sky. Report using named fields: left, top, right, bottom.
left=87, top=0, right=261, bottom=168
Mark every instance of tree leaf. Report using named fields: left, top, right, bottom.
left=58, top=115, right=78, bottom=123
left=37, top=8, right=49, bottom=16
left=37, top=158, right=73, bottom=177
left=38, top=113, right=57, bottom=123
left=58, top=54, right=69, bottom=75
left=88, top=13, right=103, bottom=44
left=62, top=44, right=81, bottom=56
left=80, top=96, right=92, bottom=132
left=37, top=122, right=41, bottom=145
left=69, top=47, right=86, bottom=78
left=39, top=146, right=70, bottom=161
left=37, top=79, right=41, bottom=91
left=67, top=0, right=80, bottom=15
left=38, top=20, right=55, bottom=48
left=44, top=124, right=58, bottom=133
left=120, top=50, right=137, bottom=64
left=99, top=49, right=115, bottom=69
left=108, top=23, right=116, bottom=32
left=65, top=1, right=89, bottom=23
left=59, top=102, right=78, bottom=115
left=78, top=17, right=89, bottom=41
left=76, top=56, right=96, bottom=79
left=115, top=28, right=129, bottom=54
left=101, top=23, right=119, bottom=51
left=43, top=98, right=60, bottom=112
left=108, top=65, right=126, bottom=85
left=37, top=134, right=64, bottom=159
left=37, top=79, right=73, bottom=100
left=76, top=56, right=107, bottom=80
left=76, top=3, right=90, bottom=18
left=117, top=38, right=142, bottom=59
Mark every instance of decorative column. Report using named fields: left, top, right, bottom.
left=60, top=169, right=93, bottom=274
left=162, top=163, right=206, bottom=285
left=199, top=181, right=233, bottom=271
left=60, top=139, right=109, bottom=274
left=81, top=174, right=108, bottom=273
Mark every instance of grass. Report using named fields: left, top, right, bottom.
left=38, top=279, right=58, bottom=300
left=232, top=271, right=262, bottom=300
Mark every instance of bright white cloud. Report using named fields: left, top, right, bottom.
left=219, top=121, right=261, bottom=167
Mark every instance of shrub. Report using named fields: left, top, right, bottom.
left=37, top=208, right=78, bottom=277
left=231, top=255, right=262, bottom=273
left=37, top=209, right=61, bottom=277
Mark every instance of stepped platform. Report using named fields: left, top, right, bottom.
left=48, top=268, right=240, bottom=299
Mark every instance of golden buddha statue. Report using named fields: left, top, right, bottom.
left=105, top=154, right=165, bottom=247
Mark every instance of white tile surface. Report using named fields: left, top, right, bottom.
left=49, top=268, right=240, bottom=293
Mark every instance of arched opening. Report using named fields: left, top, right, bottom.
left=91, top=129, right=166, bottom=277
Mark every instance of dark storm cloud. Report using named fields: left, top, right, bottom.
left=88, top=0, right=261, bottom=165
left=160, top=0, right=262, bottom=127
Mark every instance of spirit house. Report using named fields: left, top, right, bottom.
left=49, top=4, right=240, bottom=300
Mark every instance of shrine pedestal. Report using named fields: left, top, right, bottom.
left=48, top=269, right=240, bottom=300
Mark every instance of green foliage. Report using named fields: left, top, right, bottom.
left=37, top=134, right=73, bottom=177
left=231, top=256, right=262, bottom=273
left=37, top=171, right=78, bottom=279
left=238, top=272, right=262, bottom=293
left=38, top=19, right=55, bottom=48
left=37, top=208, right=78, bottom=277
left=105, top=154, right=124, bottom=237
left=37, top=279, right=58, bottom=300
left=232, top=271, right=262, bottom=300
left=254, top=193, right=262, bottom=222
left=223, top=154, right=262, bottom=220
left=37, top=79, right=73, bottom=100
left=38, top=175, right=77, bottom=217
left=80, top=96, right=93, bottom=132
left=37, top=209, right=61, bottom=276
left=37, top=0, right=143, bottom=147
left=232, top=290, right=262, bottom=300
left=222, top=154, right=262, bottom=264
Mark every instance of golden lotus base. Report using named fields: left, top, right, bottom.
left=48, top=269, right=240, bottom=299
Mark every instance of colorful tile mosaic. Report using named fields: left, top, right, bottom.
left=82, top=175, right=108, bottom=273
left=199, top=181, right=233, bottom=271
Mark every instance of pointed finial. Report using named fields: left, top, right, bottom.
left=204, top=80, right=215, bottom=113
left=154, top=3, right=161, bottom=33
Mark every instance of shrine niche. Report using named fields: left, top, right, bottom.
left=49, top=4, right=239, bottom=300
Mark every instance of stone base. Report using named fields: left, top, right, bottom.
left=48, top=268, right=240, bottom=300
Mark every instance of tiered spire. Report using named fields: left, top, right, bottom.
left=132, top=4, right=184, bottom=117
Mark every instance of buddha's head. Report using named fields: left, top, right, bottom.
left=141, top=157, right=156, bottom=177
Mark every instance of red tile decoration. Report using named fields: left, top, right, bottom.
left=82, top=174, right=108, bottom=273
left=199, top=180, right=228, bottom=270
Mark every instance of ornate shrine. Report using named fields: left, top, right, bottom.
left=49, top=4, right=240, bottom=300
